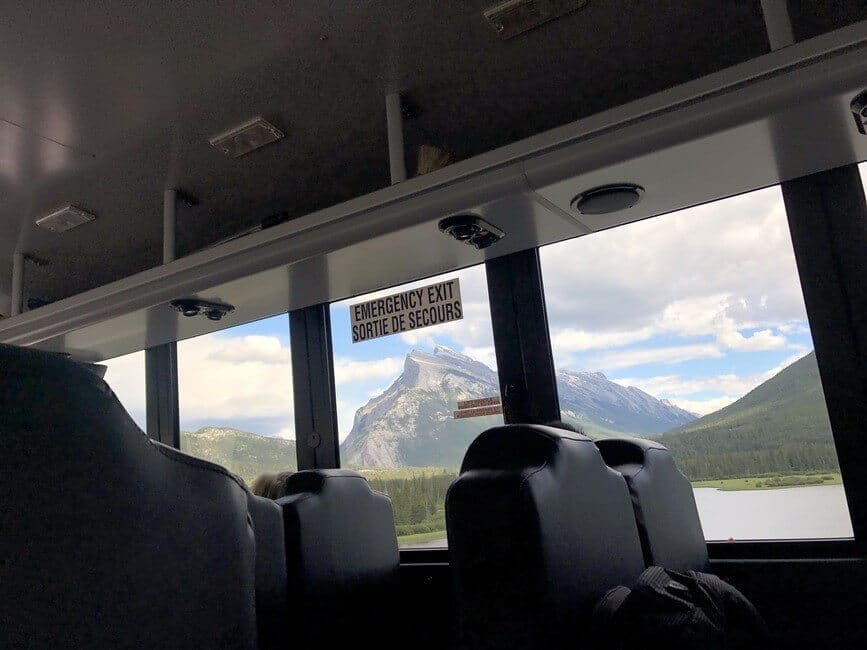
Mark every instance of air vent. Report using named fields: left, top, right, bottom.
left=571, top=184, right=644, bottom=215
left=34, top=206, right=97, bottom=233
left=484, top=0, right=588, bottom=40
left=209, top=117, right=284, bottom=158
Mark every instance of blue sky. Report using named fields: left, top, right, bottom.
left=103, top=182, right=825, bottom=442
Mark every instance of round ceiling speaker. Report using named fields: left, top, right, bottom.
left=571, top=183, right=644, bottom=215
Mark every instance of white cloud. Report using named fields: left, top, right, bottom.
left=208, top=335, right=290, bottom=364
left=778, top=322, right=811, bottom=335
left=613, top=373, right=754, bottom=397
left=589, top=343, right=723, bottom=372
left=275, top=427, right=295, bottom=440
left=657, top=294, right=731, bottom=337
left=399, top=331, right=438, bottom=347
left=551, top=326, right=656, bottom=354
left=176, top=333, right=294, bottom=424
left=460, top=345, right=498, bottom=370
left=102, top=351, right=147, bottom=427
left=336, top=399, right=355, bottom=443
left=333, top=357, right=403, bottom=385
left=102, top=333, right=297, bottom=437
left=717, top=326, right=786, bottom=351
left=541, top=187, right=809, bottom=342
left=612, top=352, right=810, bottom=412
left=669, top=396, right=737, bottom=415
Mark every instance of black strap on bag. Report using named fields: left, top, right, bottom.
left=592, top=566, right=769, bottom=650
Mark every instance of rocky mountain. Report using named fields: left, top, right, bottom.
left=181, top=426, right=296, bottom=484
left=657, top=351, right=840, bottom=480
left=558, top=369, right=696, bottom=437
left=340, top=346, right=696, bottom=468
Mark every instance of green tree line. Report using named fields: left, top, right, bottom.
left=668, top=443, right=840, bottom=481
left=365, top=470, right=457, bottom=536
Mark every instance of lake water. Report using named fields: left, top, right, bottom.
left=694, top=484, right=853, bottom=540
left=406, top=484, right=854, bottom=548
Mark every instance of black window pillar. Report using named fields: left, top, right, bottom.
left=486, top=248, right=560, bottom=424
left=145, top=342, right=180, bottom=448
left=290, top=304, right=340, bottom=470
left=782, top=164, right=867, bottom=547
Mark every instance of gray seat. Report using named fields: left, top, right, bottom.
left=596, top=438, right=709, bottom=572
left=445, top=424, right=646, bottom=650
left=277, top=469, right=400, bottom=648
left=245, top=492, right=289, bottom=650
left=0, top=343, right=274, bottom=649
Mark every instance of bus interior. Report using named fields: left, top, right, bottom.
left=2, top=2, right=867, bottom=648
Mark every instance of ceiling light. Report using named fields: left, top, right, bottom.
left=35, top=206, right=97, bottom=233
left=571, top=184, right=644, bottom=215
left=209, top=117, right=284, bottom=157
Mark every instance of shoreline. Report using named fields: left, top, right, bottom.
left=690, top=472, right=842, bottom=491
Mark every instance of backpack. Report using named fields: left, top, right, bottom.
left=592, top=565, right=769, bottom=650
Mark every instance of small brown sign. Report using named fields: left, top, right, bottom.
left=454, top=404, right=504, bottom=419
left=456, top=396, right=501, bottom=410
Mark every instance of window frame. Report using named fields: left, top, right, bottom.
left=140, top=165, right=867, bottom=561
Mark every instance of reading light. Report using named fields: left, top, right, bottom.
left=439, top=215, right=505, bottom=249
left=170, top=298, right=235, bottom=321
left=35, top=206, right=97, bottom=233
left=209, top=117, right=284, bottom=158
left=571, top=184, right=644, bottom=215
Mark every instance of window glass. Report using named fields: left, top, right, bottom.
left=330, top=265, right=501, bottom=548
left=177, top=314, right=296, bottom=487
left=540, top=186, right=853, bottom=541
left=102, top=351, right=146, bottom=431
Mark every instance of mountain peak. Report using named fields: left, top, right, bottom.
left=341, top=347, right=697, bottom=467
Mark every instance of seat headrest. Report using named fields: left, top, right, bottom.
left=595, top=437, right=667, bottom=474
left=460, top=423, right=591, bottom=473
left=597, top=438, right=708, bottom=572
left=281, top=467, right=367, bottom=493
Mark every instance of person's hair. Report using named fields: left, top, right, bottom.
left=250, top=470, right=296, bottom=500
left=270, top=470, right=295, bottom=499
left=543, top=420, right=585, bottom=435
left=250, top=472, right=279, bottom=498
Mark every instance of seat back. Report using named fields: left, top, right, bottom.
left=446, top=424, right=646, bottom=650
left=278, top=470, right=399, bottom=647
left=246, top=493, right=289, bottom=650
left=0, top=344, right=259, bottom=649
left=596, top=438, right=708, bottom=572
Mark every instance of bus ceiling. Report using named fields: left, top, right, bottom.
left=1, top=7, right=867, bottom=360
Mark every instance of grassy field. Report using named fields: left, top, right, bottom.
left=354, top=466, right=453, bottom=480
left=691, top=472, right=842, bottom=491
left=397, top=530, right=448, bottom=546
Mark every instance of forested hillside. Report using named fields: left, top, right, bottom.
left=658, top=352, right=840, bottom=480
left=180, top=426, right=297, bottom=484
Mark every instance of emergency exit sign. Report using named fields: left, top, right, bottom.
left=350, top=278, right=462, bottom=343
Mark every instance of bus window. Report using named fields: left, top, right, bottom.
left=176, top=314, right=296, bottom=488
left=540, top=186, right=854, bottom=541
left=330, top=265, right=502, bottom=548
left=102, top=351, right=146, bottom=431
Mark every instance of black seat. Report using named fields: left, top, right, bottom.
left=277, top=469, right=399, bottom=648
left=596, top=438, right=708, bottom=572
left=445, top=424, right=646, bottom=650
left=0, top=343, right=272, bottom=649
left=246, top=492, right=289, bottom=650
